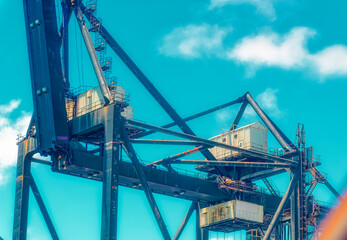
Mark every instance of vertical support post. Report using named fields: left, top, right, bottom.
left=13, top=138, right=37, bottom=240
left=101, top=104, right=121, bottom=240
left=173, top=202, right=196, bottom=240
left=29, top=174, right=59, bottom=240
left=291, top=185, right=299, bottom=240
left=61, top=4, right=70, bottom=91
left=230, top=100, right=247, bottom=130
left=120, top=122, right=171, bottom=240
left=245, top=93, right=291, bottom=152
left=262, top=169, right=300, bottom=240
left=196, top=202, right=209, bottom=240
left=74, top=6, right=112, bottom=103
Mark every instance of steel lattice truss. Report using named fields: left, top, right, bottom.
left=13, top=0, right=341, bottom=240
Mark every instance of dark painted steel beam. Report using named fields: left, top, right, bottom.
left=61, top=4, right=70, bottom=91
left=101, top=104, right=122, bottom=240
left=13, top=138, right=37, bottom=240
left=130, top=139, right=211, bottom=146
left=196, top=202, right=208, bottom=240
left=136, top=97, right=243, bottom=139
left=263, top=169, right=300, bottom=240
left=29, top=174, right=59, bottom=240
left=240, top=168, right=286, bottom=181
left=245, top=93, right=292, bottom=152
left=23, top=0, right=69, bottom=154
left=75, top=6, right=112, bottom=103
left=172, top=160, right=291, bottom=168
left=173, top=202, right=196, bottom=240
left=127, top=119, right=297, bottom=165
left=310, top=167, right=342, bottom=201
left=120, top=122, right=171, bottom=240
left=147, top=146, right=207, bottom=167
left=31, top=157, right=52, bottom=166
left=80, top=3, right=219, bottom=164
left=230, top=99, right=248, bottom=130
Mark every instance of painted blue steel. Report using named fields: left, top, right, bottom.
left=230, top=99, right=248, bottom=130
left=101, top=104, right=122, bottom=240
left=263, top=169, right=301, bottom=240
left=173, top=202, right=197, bottom=240
left=79, top=3, right=225, bottom=170
left=23, top=0, right=69, bottom=155
left=135, top=97, right=243, bottom=139
left=121, top=121, right=171, bottom=240
left=30, top=175, right=59, bottom=240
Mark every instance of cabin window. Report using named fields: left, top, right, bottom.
left=234, top=134, right=237, bottom=139
left=239, top=141, right=243, bottom=148
left=223, top=138, right=226, bottom=142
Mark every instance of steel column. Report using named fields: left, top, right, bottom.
left=74, top=6, right=112, bottom=103
left=13, top=138, right=37, bottom=240
left=173, top=202, right=196, bottom=240
left=262, top=169, right=300, bottom=240
left=29, top=174, right=59, bottom=240
left=61, top=4, right=70, bottom=91
left=121, top=122, right=171, bottom=240
left=196, top=202, right=208, bottom=240
left=101, top=104, right=122, bottom=240
left=245, top=93, right=291, bottom=152
left=230, top=100, right=248, bottom=130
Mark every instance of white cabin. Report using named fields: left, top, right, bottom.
left=209, top=122, right=267, bottom=159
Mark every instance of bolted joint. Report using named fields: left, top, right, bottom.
left=30, top=19, right=41, bottom=29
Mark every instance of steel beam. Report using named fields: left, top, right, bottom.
left=230, top=100, right=248, bottom=130
left=196, top=202, right=208, bottom=240
left=13, top=138, right=37, bottom=240
left=263, top=169, right=300, bottom=240
left=80, top=3, right=221, bottom=166
left=245, top=93, right=291, bottom=152
left=126, top=119, right=297, bottom=165
left=136, top=97, right=243, bottom=139
left=172, top=160, right=291, bottom=168
left=74, top=6, right=112, bottom=103
left=240, top=168, right=286, bottom=181
left=173, top=202, right=196, bottom=240
left=130, top=139, right=210, bottom=146
left=61, top=4, right=69, bottom=91
left=29, top=174, right=59, bottom=240
left=101, top=104, right=122, bottom=240
left=121, top=121, right=171, bottom=240
left=31, top=157, right=52, bottom=166
left=310, top=167, right=342, bottom=201
left=147, top=146, right=207, bottom=167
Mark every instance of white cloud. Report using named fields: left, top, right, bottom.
left=0, top=99, right=21, bottom=114
left=159, top=24, right=231, bottom=58
left=310, top=45, right=347, bottom=77
left=228, top=27, right=347, bottom=79
left=209, top=0, right=276, bottom=20
left=228, top=27, right=315, bottom=69
left=0, top=99, right=31, bottom=185
left=160, top=25, right=347, bottom=80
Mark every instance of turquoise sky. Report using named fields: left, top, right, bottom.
left=1, top=0, right=347, bottom=239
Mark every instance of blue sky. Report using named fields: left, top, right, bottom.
left=1, top=0, right=347, bottom=239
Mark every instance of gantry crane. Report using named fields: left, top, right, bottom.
left=13, top=0, right=342, bottom=239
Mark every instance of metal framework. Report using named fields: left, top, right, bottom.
left=13, top=0, right=342, bottom=239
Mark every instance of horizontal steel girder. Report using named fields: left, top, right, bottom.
left=126, top=119, right=298, bottom=165
left=172, top=160, right=292, bottom=168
